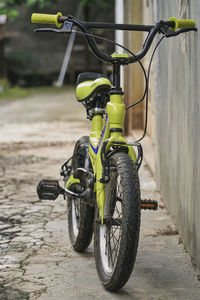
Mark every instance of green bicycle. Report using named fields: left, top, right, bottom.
left=33, top=13, right=197, bottom=291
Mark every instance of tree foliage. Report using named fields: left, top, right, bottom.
left=0, top=0, right=52, bottom=18
left=0, top=0, right=114, bottom=19
left=77, top=0, right=114, bottom=9
left=0, top=0, right=52, bottom=9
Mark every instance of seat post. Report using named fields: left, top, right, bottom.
left=106, top=62, right=125, bottom=135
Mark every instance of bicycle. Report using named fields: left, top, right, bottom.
left=32, top=12, right=197, bottom=291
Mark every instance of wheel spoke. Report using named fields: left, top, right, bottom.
left=107, top=229, right=114, bottom=268
left=106, top=225, right=121, bottom=268
left=103, top=188, right=123, bottom=271
left=111, top=218, right=122, bottom=226
left=110, top=229, right=121, bottom=265
left=72, top=198, right=81, bottom=230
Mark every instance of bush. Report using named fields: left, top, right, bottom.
left=0, top=78, right=10, bottom=93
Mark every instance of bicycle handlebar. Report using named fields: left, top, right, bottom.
left=31, top=13, right=197, bottom=64
left=31, top=13, right=195, bottom=31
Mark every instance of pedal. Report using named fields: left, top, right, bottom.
left=37, top=179, right=63, bottom=201
left=141, top=199, right=158, bottom=210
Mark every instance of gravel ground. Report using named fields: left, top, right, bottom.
left=0, top=91, right=200, bottom=300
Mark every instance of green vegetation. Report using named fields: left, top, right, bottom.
left=0, top=0, right=53, bottom=18
left=77, top=0, right=114, bottom=9
left=0, top=85, right=73, bottom=101
left=0, top=0, right=114, bottom=17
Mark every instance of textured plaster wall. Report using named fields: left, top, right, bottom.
left=154, top=0, right=200, bottom=267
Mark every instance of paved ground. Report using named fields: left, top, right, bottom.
left=0, top=90, right=200, bottom=300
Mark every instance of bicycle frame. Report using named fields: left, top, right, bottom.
left=66, top=59, right=137, bottom=223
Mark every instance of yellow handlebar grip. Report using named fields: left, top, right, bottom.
left=31, top=12, right=63, bottom=28
left=169, top=17, right=196, bottom=31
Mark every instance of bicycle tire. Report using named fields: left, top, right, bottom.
left=94, top=151, right=141, bottom=291
left=67, top=136, right=94, bottom=252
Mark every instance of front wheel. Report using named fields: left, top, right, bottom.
left=94, top=152, right=141, bottom=291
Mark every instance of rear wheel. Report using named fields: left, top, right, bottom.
left=67, top=136, right=94, bottom=252
left=94, top=152, right=141, bottom=291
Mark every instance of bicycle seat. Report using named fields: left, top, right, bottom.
left=76, top=72, right=111, bottom=102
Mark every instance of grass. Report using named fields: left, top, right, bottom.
left=0, top=85, right=74, bottom=101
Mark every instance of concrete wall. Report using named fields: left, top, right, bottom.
left=154, top=0, right=200, bottom=267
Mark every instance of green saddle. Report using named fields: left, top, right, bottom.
left=76, top=72, right=112, bottom=102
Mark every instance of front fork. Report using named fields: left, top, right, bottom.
left=94, top=93, right=139, bottom=223
left=95, top=134, right=141, bottom=223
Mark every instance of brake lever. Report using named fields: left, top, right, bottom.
left=34, top=21, right=73, bottom=34
left=160, top=25, right=197, bottom=38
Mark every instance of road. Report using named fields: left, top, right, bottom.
left=0, top=90, right=200, bottom=300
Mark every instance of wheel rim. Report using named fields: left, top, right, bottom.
left=99, top=171, right=123, bottom=275
left=71, top=198, right=81, bottom=238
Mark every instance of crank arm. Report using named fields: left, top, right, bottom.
left=64, top=187, right=88, bottom=199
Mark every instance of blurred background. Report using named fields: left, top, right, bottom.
left=0, top=0, right=114, bottom=88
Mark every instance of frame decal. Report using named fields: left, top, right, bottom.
left=90, top=115, right=108, bottom=154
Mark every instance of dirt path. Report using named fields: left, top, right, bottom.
left=0, top=91, right=200, bottom=300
